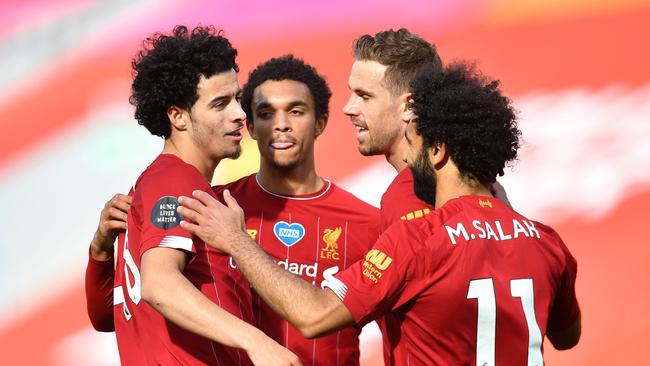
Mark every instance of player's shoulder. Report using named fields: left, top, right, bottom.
left=380, top=167, right=412, bottom=202
left=213, top=173, right=255, bottom=195
left=133, top=154, right=210, bottom=206
left=530, top=220, right=561, bottom=240
left=137, top=154, right=204, bottom=187
left=328, top=181, right=379, bottom=214
left=528, top=219, right=574, bottom=257
left=496, top=200, right=568, bottom=249
left=149, top=153, right=198, bottom=173
left=374, top=217, right=439, bottom=275
left=383, top=214, right=435, bottom=251
left=379, top=168, right=431, bottom=222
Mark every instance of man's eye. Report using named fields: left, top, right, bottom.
left=290, top=110, right=304, bottom=116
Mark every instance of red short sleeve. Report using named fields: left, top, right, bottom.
left=325, top=221, right=427, bottom=326
left=137, top=159, right=212, bottom=257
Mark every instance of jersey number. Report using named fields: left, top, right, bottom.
left=116, top=227, right=142, bottom=320
left=467, top=278, right=544, bottom=366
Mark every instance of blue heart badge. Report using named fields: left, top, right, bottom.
left=273, top=221, right=306, bottom=247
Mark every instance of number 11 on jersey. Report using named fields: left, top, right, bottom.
left=467, top=278, right=544, bottom=366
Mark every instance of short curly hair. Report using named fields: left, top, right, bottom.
left=241, top=55, right=331, bottom=122
left=129, top=25, right=238, bottom=138
left=353, top=28, right=442, bottom=96
left=409, top=61, right=521, bottom=186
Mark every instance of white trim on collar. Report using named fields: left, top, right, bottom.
left=255, top=174, right=332, bottom=201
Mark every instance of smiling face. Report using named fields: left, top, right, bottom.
left=187, top=69, right=246, bottom=161
left=248, top=79, right=325, bottom=171
left=343, top=60, right=404, bottom=157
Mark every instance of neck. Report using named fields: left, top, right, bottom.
left=257, top=158, right=323, bottom=196
left=162, top=138, right=219, bottom=182
left=387, top=153, right=407, bottom=172
left=434, top=170, right=493, bottom=209
left=385, top=133, right=408, bottom=172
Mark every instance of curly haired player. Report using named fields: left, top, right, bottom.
left=84, top=25, right=299, bottom=366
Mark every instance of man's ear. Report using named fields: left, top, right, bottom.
left=167, top=105, right=188, bottom=132
left=430, top=143, right=447, bottom=168
left=400, top=92, right=414, bottom=123
left=315, top=114, right=328, bottom=138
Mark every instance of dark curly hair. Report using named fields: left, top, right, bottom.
left=353, top=28, right=442, bottom=96
left=409, top=61, right=521, bottom=186
left=129, top=25, right=238, bottom=138
left=241, top=55, right=331, bottom=122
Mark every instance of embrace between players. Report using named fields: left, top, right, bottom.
left=85, top=25, right=581, bottom=366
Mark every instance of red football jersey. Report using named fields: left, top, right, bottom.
left=216, top=174, right=380, bottom=366
left=327, top=195, right=580, bottom=366
left=379, top=167, right=434, bottom=233
left=113, top=154, right=253, bottom=366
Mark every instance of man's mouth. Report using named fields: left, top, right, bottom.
left=351, top=118, right=368, bottom=133
left=225, top=129, right=243, bottom=141
left=354, top=124, right=369, bottom=140
left=270, top=137, right=296, bottom=150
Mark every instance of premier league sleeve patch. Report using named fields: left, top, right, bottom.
left=150, top=196, right=183, bottom=229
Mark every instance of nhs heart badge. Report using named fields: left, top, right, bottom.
left=273, top=221, right=305, bottom=247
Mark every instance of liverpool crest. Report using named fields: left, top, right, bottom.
left=320, top=227, right=342, bottom=260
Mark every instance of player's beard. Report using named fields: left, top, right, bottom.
left=358, top=121, right=401, bottom=157
left=358, top=137, right=384, bottom=156
left=410, top=148, right=437, bottom=206
left=268, top=156, right=301, bottom=171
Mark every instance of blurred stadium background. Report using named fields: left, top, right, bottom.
left=1, top=0, right=648, bottom=364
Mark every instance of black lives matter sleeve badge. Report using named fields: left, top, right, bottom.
left=150, top=196, right=183, bottom=230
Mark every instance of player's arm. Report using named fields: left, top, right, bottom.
left=85, top=255, right=115, bottom=331
left=178, top=190, right=355, bottom=339
left=141, top=247, right=301, bottom=365
left=85, top=193, right=131, bottom=331
left=545, top=232, right=581, bottom=350
left=547, top=315, right=581, bottom=350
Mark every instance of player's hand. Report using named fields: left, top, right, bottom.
left=178, top=189, right=246, bottom=254
left=90, top=193, right=131, bottom=260
left=245, top=331, right=302, bottom=366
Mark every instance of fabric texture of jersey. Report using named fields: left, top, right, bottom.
left=379, top=167, right=434, bottom=233
left=85, top=253, right=115, bottom=332
left=216, top=173, right=380, bottom=366
left=113, top=154, right=253, bottom=366
left=328, top=195, right=580, bottom=365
